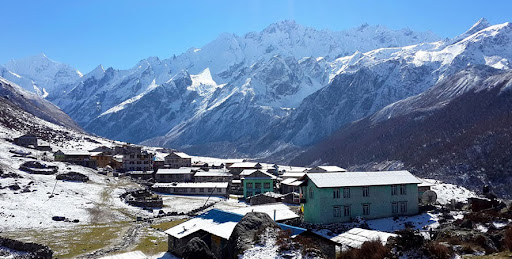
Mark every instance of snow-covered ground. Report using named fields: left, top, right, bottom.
left=421, top=178, right=478, bottom=204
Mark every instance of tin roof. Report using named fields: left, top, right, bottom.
left=156, top=168, right=193, bottom=175
left=306, top=171, right=422, bottom=188
left=165, top=209, right=304, bottom=240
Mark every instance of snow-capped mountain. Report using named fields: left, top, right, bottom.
left=1, top=53, right=82, bottom=98
left=254, top=20, right=512, bottom=155
left=9, top=19, right=512, bottom=161
left=47, top=21, right=440, bottom=153
left=292, top=66, right=512, bottom=197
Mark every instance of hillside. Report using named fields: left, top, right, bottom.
left=291, top=67, right=512, bottom=198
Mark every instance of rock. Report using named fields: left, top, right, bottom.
left=459, top=219, right=473, bottom=229
left=228, top=212, right=279, bottom=257
left=0, top=237, right=53, bottom=259
left=182, top=237, right=216, bottom=259
left=56, top=172, right=89, bottom=182
left=72, top=219, right=79, bottom=223
left=51, top=216, right=66, bottom=221
left=8, top=184, right=21, bottom=191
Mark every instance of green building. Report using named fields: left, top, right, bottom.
left=300, top=171, right=422, bottom=224
left=241, top=169, right=276, bottom=198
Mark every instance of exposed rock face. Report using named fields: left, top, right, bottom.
left=56, top=171, right=89, bottom=182
left=19, top=161, right=58, bottom=175
left=0, top=237, right=53, bottom=259
left=228, top=212, right=279, bottom=258
left=293, top=68, right=512, bottom=198
left=182, top=237, right=217, bottom=259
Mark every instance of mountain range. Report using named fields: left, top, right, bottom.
left=1, top=19, right=512, bottom=197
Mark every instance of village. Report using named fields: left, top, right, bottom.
left=1, top=133, right=512, bottom=258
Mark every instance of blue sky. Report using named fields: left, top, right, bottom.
left=1, top=0, right=511, bottom=73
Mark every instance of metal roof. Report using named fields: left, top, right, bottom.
left=152, top=182, right=229, bottom=188
left=229, top=162, right=260, bottom=168
left=306, top=171, right=422, bottom=188
left=156, top=168, right=192, bottom=174
left=165, top=208, right=305, bottom=240
left=194, top=170, right=232, bottom=177
left=57, top=150, right=91, bottom=156
left=173, top=152, right=192, bottom=159
left=317, top=228, right=397, bottom=249
left=308, top=166, right=347, bottom=173
left=240, top=169, right=276, bottom=179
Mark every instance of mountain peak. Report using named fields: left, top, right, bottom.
left=466, top=18, right=491, bottom=35
left=263, top=20, right=301, bottom=33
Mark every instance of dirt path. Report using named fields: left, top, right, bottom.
left=77, top=221, right=149, bottom=258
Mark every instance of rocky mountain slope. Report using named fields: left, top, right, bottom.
left=6, top=19, right=512, bottom=164
left=0, top=77, right=82, bottom=131
left=41, top=21, right=439, bottom=154
left=291, top=66, right=512, bottom=198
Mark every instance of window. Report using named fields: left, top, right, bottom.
left=400, top=202, right=408, bottom=213
left=333, top=188, right=340, bottom=199
left=343, top=187, right=350, bottom=198
left=363, top=204, right=370, bottom=215
left=343, top=205, right=351, bottom=217
left=208, top=188, right=213, bottom=192
left=309, top=187, right=313, bottom=199
left=362, top=186, right=369, bottom=197
left=333, top=206, right=342, bottom=217
left=216, top=188, right=221, bottom=192
left=190, top=188, right=195, bottom=192
left=255, top=183, right=262, bottom=189
left=264, top=182, right=270, bottom=189
left=400, top=184, right=407, bottom=195
left=247, top=183, right=253, bottom=188
left=392, top=202, right=398, bottom=213
left=391, top=185, right=397, bottom=195
left=199, top=188, right=204, bottom=192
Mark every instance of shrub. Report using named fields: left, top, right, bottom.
left=338, top=239, right=390, bottom=259
left=395, top=229, right=425, bottom=250
left=505, top=226, right=512, bottom=251
left=425, top=242, right=453, bottom=259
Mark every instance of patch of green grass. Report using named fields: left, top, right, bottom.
left=150, top=219, right=187, bottom=231
left=2, top=222, right=133, bottom=258
left=131, top=233, right=168, bottom=256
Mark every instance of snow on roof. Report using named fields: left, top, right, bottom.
left=228, top=203, right=299, bottom=221
left=173, top=152, right=192, bottom=159
left=156, top=168, right=193, bottom=175
left=165, top=209, right=304, bottom=240
left=317, top=228, right=397, bottom=249
left=241, top=169, right=276, bottom=179
left=308, top=166, right=347, bottom=173
left=281, top=179, right=303, bottom=186
left=306, top=171, right=422, bottom=188
left=229, top=162, right=260, bottom=168
left=99, top=251, right=147, bottom=259
left=281, top=172, right=307, bottom=179
left=194, top=170, right=232, bottom=177
left=153, top=182, right=229, bottom=189
left=57, top=149, right=91, bottom=156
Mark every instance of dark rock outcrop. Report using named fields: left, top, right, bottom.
left=182, top=237, right=216, bottom=259
left=228, top=212, right=279, bottom=257
left=19, top=161, right=58, bottom=175
left=0, top=237, right=53, bottom=259
left=56, top=171, right=89, bottom=182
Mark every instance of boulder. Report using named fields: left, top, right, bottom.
left=182, top=237, right=216, bottom=259
left=0, top=237, right=53, bottom=259
left=228, top=212, right=279, bottom=257
left=8, top=183, right=21, bottom=191
left=56, top=172, right=89, bottom=182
